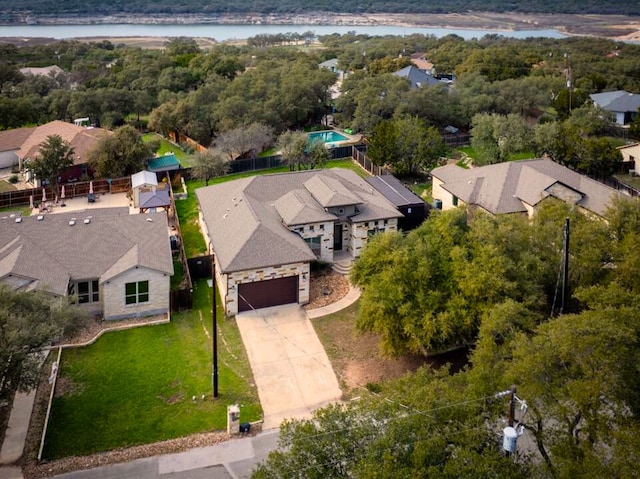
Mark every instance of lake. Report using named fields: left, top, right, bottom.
left=0, top=23, right=567, bottom=41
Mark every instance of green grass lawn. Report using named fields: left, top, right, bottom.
left=0, top=204, right=31, bottom=216
left=43, top=279, right=261, bottom=460
left=0, top=180, right=18, bottom=193
left=176, top=159, right=363, bottom=258
left=142, top=133, right=193, bottom=167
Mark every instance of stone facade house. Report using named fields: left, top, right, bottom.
left=196, top=169, right=402, bottom=316
left=431, top=159, right=624, bottom=218
left=0, top=208, right=173, bottom=320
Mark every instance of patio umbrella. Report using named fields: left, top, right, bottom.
left=60, top=185, right=65, bottom=200
left=42, top=188, right=46, bottom=203
left=89, top=181, right=94, bottom=194
left=29, top=195, right=34, bottom=209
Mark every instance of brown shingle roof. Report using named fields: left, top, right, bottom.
left=197, top=169, right=402, bottom=273
left=0, top=127, right=36, bottom=153
left=0, top=209, right=173, bottom=296
left=431, top=159, right=624, bottom=216
left=18, top=120, right=110, bottom=165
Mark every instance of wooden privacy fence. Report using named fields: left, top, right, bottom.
left=167, top=177, right=194, bottom=313
left=352, top=146, right=391, bottom=176
left=0, top=177, right=131, bottom=209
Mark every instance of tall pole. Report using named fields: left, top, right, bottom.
left=561, top=218, right=570, bottom=315
left=508, top=385, right=517, bottom=428
left=211, top=253, right=219, bottom=398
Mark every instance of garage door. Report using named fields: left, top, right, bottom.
left=238, top=275, right=299, bottom=312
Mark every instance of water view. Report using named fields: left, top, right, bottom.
left=0, top=23, right=567, bottom=41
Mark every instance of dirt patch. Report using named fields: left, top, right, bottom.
left=53, top=377, right=83, bottom=398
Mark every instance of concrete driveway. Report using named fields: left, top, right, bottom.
left=236, top=304, right=342, bottom=429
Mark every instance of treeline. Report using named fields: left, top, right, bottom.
left=0, top=0, right=637, bottom=18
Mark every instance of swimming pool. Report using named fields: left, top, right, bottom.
left=307, top=131, right=349, bottom=144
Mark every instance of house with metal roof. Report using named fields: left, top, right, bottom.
left=0, top=208, right=173, bottom=320
left=196, top=168, right=402, bottom=315
left=366, top=175, right=428, bottom=230
left=590, top=90, right=640, bottom=126
left=431, top=159, right=624, bottom=218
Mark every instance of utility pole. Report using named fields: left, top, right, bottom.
left=561, top=218, right=570, bottom=315
left=508, top=385, right=517, bottom=428
left=564, top=52, right=573, bottom=114
left=211, top=253, right=219, bottom=398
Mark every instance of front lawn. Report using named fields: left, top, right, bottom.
left=43, top=279, right=261, bottom=459
left=175, top=159, right=362, bottom=258
left=0, top=205, right=31, bottom=216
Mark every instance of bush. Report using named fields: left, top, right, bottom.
left=8, top=175, right=19, bottom=184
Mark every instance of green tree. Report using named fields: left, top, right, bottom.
left=366, top=120, right=398, bottom=167
left=306, top=139, right=330, bottom=169
left=28, top=134, right=75, bottom=197
left=190, top=149, right=229, bottom=185
left=0, top=286, right=88, bottom=402
left=88, top=125, right=152, bottom=178
left=215, top=123, right=274, bottom=161
left=277, top=130, right=308, bottom=171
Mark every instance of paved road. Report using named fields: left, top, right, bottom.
left=50, top=429, right=279, bottom=479
left=236, top=304, right=343, bottom=429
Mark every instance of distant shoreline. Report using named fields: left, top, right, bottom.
left=2, top=12, right=639, bottom=42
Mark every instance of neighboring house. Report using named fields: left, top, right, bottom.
left=0, top=127, right=35, bottom=169
left=366, top=175, right=428, bottom=231
left=197, top=169, right=402, bottom=315
left=590, top=90, right=640, bottom=126
left=319, top=58, right=344, bottom=79
left=410, top=52, right=436, bottom=75
left=131, top=169, right=171, bottom=213
left=619, top=143, right=640, bottom=173
left=0, top=208, right=173, bottom=320
left=432, top=159, right=624, bottom=218
left=393, top=65, right=440, bottom=89
left=17, top=120, right=111, bottom=184
left=19, top=65, right=64, bottom=77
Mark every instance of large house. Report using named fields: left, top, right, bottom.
left=432, top=159, right=624, bottom=218
left=0, top=120, right=110, bottom=183
left=197, top=169, right=403, bottom=315
left=393, top=65, right=440, bottom=89
left=619, top=143, right=640, bottom=173
left=590, top=90, right=640, bottom=126
left=0, top=208, right=173, bottom=320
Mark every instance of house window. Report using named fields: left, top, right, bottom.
left=304, top=236, right=322, bottom=257
left=309, top=225, right=315, bottom=232
left=319, top=224, right=324, bottom=231
left=125, top=280, right=149, bottom=305
left=453, top=195, right=459, bottom=206
left=75, top=280, right=99, bottom=304
left=407, top=207, right=412, bottom=214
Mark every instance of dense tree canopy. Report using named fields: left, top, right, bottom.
left=88, top=125, right=153, bottom=178
left=256, top=197, right=640, bottom=478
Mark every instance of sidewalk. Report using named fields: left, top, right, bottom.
left=0, top=390, right=37, bottom=479
left=307, top=284, right=361, bottom=319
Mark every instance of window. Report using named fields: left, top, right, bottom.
left=75, top=280, right=99, bottom=304
left=319, top=224, right=325, bottom=231
left=309, top=225, right=315, bottom=232
left=304, top=236, right=322, bottom=257
left=453, top=195, right=459, bottom=206
left=125, top=280, right=149, bottom=305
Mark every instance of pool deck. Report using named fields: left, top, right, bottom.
left=307, top=128, right=362, bottom=147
